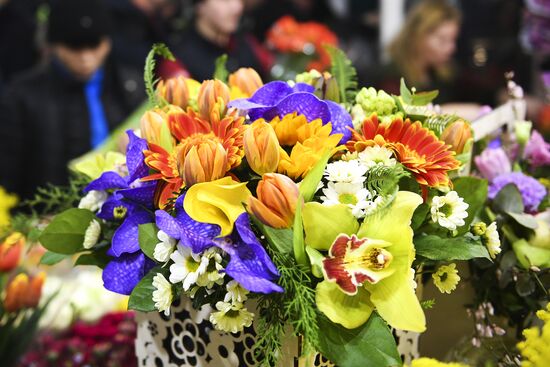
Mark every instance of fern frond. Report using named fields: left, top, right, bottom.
left=423, top=114, right=460, bottom=137
left=364, top=164, right=408, bottom=196
left=213, top=54, right=229, bottom=83
left=144, top=43, right=176, bottom=106
left=324, top=45, right=358, bottom=105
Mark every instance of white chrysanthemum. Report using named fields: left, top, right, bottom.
left=152, top=273, right=173, bottom=316
left=196, top=247, right=225, bottom=288
left=430, top=191, right=469, bottom=230
left=224, top=280, right=249, bottom=304
left=357, top=146, right=396, bottom=168
left=209, top=301, right=254, bottom=333
left=321, top=182, right=374, bottom=218
left=409, top=268, right=418, bottom=290
left=169, top=246, right=208, bottom=290
left=484, top=222, right=501, bottom=259
left=83, top=220, right=101, bottom=249
left=78, top=190, right=108, bottom=212
left=324, top=160, right=367, bottom=184
left=153, top=230, right=177, bottom=262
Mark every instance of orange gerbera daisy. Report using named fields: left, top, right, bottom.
left=347, top=115, right=460, bottom=187
left=142, top=106, right=245, bottom=208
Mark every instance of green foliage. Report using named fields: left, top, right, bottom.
left=453, top=177, right=489, bottom=235
left=421, top=299, right=436, bottom=309
left=292, top=198, right=307, bottom=266
left=253, top=296, right=286, bottom=367
left=22, top=174, right=89, bottom=215
left=74, top=248, right=111, bottom=268
left=365, top=164, right=408, bottom=197
left=299, top=150, right=332, bottom=202
left=423, top=114, right=460, bottom=137
left=324, top=45, right=358, bottom=105
left=493, top=184, right=537, bottom=229
left=400, top=78, right=439, bottom=106
left=213, top=54, right=229, bottom=83
left=128, top=266, right=170, bottom=312
left=138, top=223, right=160, bottom=261
left=250, top=216, right=293, bottom=254
left=317, top=313, right=401, bottom=367
left=39, top=251, right=68, bottom=265
left=415, top=234, right=491, bottom=261
left=39, top=208, right=95, bottom=254
left=144, top=43, right=175, bottom=106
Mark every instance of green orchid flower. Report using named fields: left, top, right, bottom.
left=303, top=191, right=426, bottom=332
left=72, top=151, right=126, bottom=180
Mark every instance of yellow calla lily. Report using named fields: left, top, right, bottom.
left=184, top=177, right=251, bottom=237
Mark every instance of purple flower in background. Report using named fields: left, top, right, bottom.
left=229, top=81, right=353, bottom=144
left=524, top=130, right=550, bottom=168
left=488, top=172, right=547, bottom=213
left=474, top=147, right=512, bottom=181
left=155, top=196, right=283, bottom=294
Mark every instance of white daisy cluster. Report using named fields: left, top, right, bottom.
left=430, top=191, right=469, bottom=231
left=320, top=148, right=395, bottom=218
left=78, top=190, right=108, bottom=212
left=210, top=280, right=254, bottom=334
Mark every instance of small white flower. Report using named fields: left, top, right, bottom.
left=484, top=222, right=501, bottom=259
left=209, top=301, right=254, bottom=333
left=224, top=280, right=249, bottom=304
left=169, top=246, right=208, bottom=290
left=321, top=182, right=374, bottom=218
left=152, top=273, right=173, bottom=316
left=409, top=268, right=418, bottom=290
left=357, top=146, right=396, bottom=168
left=78, top=190, right=108, bottom=212
left=430, top=191, right=469, bottom=230
left=153, top=230, right=177, bottom=262
left=196, top=247, right=225, bottom=288
left=83, top=220, right=101, bottom=249
left=324, top=160, right=367, bottom=184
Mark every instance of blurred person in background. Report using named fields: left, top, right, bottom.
left=0, top=0, right=145, bottom=201
left=169, top=0, right=271, bottom=81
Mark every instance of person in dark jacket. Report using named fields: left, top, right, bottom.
left=0, top=0, right=145, bottom=200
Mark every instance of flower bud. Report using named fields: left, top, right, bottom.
left=248, top=173, right=300, bottom=228
left=140, top=109, right=167, bottom=146
left=0, top=232, right=24, bottom=272
left=514, top=120, right=532, bottom=146
left=24, top=271, right=45, bottom=308
left=183, top=141, right=229, bottom=186
left=4, top=273, right=28, bottom=312
left=228, top=68, right=263, bottom=98
left=244, top=120, right=280, bottom=175
left=441, top=119, right=473, bottom=155
left=197, top=79, right=230, bottom=121
left=471, top=222, right=487, bottom=236
left=313, top=72, right=340, bottom=103
left=156, top=76, right=190, bottom=109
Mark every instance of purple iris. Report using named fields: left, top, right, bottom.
left=228, top=80, right=353, bottom=144
left=488, top=172, right=547, bottom=213
left=155, top=195, right=283, bottom=294
left=84, top=130, right=156, bottom=295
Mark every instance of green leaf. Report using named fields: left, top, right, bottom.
left=493, top=183, right=524, bottom=214
left=318, top=313, right=401, bottom=367
left=213, top=54, right=229, bottom=83
left=302, top=202, right=358, bottom=251
left=411, top=203, right=429, bottom=231
left=299, top=150, right=332, bottom=202
left=39, top=251, right=68, bottom=265
left=139, top=223, right=159, bottom=261
left=39, top=208, right=95, bottom=254
left=415, top=234, right=491, bottom=261
left=453, top=177, right=488, bottom=235
left=293, top=198, right=307, bottom=266
left=507, top=212, right=538, bottom=229
left=74, top=249, right=111, bottom=268
left=128, top=266, right=170, bottom=312
left=305, top=246, right=324, bottom=278
left=144, top=43, right=175, bottom=106
left=399, top=78, right=413, bottom=104
left=324, top=45, right=358, bottom=105
left=250, top=216, right=293, bottom=254
left=400, top=78, right=439, bottom=106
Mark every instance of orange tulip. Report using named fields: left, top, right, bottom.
left=244, top=120, right=280, bottom=175
left=140, top=109, right=167, bottom=146
left=156, top=76, right=190, bottom=109
left=183, top=140, right=229, bottom=186
left=248, top=173, right=300, bottom=228
left=24, top=271, right=46, bottom=308
left=440, top=119, right=473, bottom=155
left=0, top=232, right=24, bottom=272
left=228, top=68, right=263, bottom=97
left=197, top=79, right=230, bottom=121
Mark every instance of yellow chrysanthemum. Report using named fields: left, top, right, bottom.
left=269, top=113, right=309, bottom=146
left=518, top=303, right=550, bottom=367
left=0, top=186, right=18, bottom=228
left=432, top=263, right=460, bottom=294
left=409, top=357, right=470, bottom=367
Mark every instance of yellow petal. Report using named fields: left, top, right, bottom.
left=184, top=177, right=251, bottom=236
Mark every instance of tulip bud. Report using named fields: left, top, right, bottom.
left=140, top=109, right=167, bottom=146
left=182, top=141, right=229, bottom=186
left=4, top=273, right=29, bottom=312
left=0, top=232, right=24, bottom=272
left=156, top=76, right=190, bottom=109
left=441, top=119, right=473, bottom=154
left=248, top=173, right=300, bottom=228
left=244, top=120, right=280, bottom=175
left=228, top=68, right=263, bottom=97
left=24, top=272, right=45, bottom=308
left=197, top=79, right=230, bottom=121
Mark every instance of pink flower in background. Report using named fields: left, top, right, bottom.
left=474, top=147, right=512, bottom=181
left=524, top=130, right=550, bottom=168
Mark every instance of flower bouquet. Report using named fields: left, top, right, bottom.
left=35, top=45, right=494, bottom=367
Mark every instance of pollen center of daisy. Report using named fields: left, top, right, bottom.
left=339, top=193, right=358, bottom=205
left=225, top=309, right=241, bottom=318
left=185, top=257, right=200, bottom=272
left=439, top=203, right=453, bottom=217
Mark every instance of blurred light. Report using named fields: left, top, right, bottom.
left=473, top=45, right=488, bottom=67
left=271, top=64, right=284, bottom=78
left=303, top=43, right=315, bottom=55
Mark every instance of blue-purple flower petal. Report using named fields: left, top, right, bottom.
left=326, top=100, right=353, bottom=144
left=102, top=252, right=155, bottom=295
left=292, top=82, right=315, bottom=93
left=84, top=171, right=127, bottom=193
left=111, top=210, right=154, bottom=256
left=265, top=92, right=331, bottom=124
left=118, top=181, right=156, bottom=208
left=126, top=130, right=150, bottom=183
